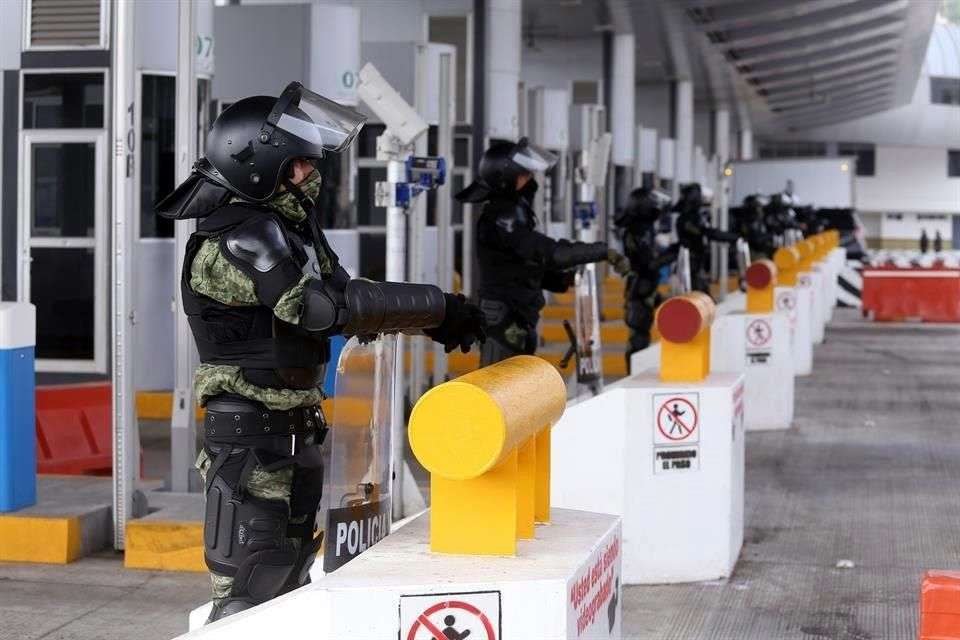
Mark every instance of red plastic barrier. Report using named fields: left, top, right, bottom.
left=920, top=571, right=960, bottom=640
left=861, top=267, right=960, bottom=322
left=36, top=383, right=114, bottom=475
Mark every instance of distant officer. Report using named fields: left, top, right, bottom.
left=157, top=83, right=484, bottom=622
left=614, top=188, right=677, bottom=367
left=455, top=138, right=630, bottom=366
left=673, top=183, right=739, bottom=294
left=737, top=195, right=775, bottom=259
left=935, top=230, right=944, bottom=253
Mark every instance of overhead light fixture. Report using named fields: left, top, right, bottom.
left=840, top=162, right=850, bottom=172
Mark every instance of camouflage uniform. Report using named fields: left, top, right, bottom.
left=189, top=174, right=324, bottom=606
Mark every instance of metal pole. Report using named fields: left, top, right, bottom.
left=433, top=53, right=453, bottom=384
left=111, top=0, right=138, bottom=550
left=715, top=109, right=731, bottom=301
left=386, top=159, right=406, bottom=521
left=170, top=0, right=199, bottom=493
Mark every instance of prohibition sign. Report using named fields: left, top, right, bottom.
left=656, top=396, right=699, bottom=442
left=746, top=318, right=772, bottom=347
left=776, top=292, right=796, bottom=311
left=406, top=600, right=497, bottom=640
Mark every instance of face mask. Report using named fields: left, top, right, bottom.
left=518, top=178, right=539, bottom=203
left=270, top=170, right=322, bottom=222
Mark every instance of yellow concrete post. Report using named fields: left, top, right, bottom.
left=745, top=259, right=778, bottom=313
left=655, top=292, right=716, bottom=383
left=774, top=247, right=800, bottom=286
left=409, top=356, right=567, bottom=555
left=796, top=240, right=816, bottom=272
left=534, top=429, right=551, bottom=523
left=517, top=438, right=537, bottom=539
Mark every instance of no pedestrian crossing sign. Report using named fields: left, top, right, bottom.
left=401, top=591, right=500, bottom=640
left=653, top=393, right=700, bottom=445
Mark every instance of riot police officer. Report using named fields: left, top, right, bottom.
left=673, top=183, right=739, bottom=294
left=614, top=188, right=677, bottom=367
left=157, top=83, right=484, bottom=622
left=455, top=138, right=630, bottom=366
left=737, top=195, right=775, bottom=259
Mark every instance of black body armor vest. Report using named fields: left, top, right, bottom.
left=181, top=205, right=337, bottom=391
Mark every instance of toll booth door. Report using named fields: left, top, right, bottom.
left=19, top=130, right=108, bottom=373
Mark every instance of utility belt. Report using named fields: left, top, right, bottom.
left=203, top=395, right=326, bottom=441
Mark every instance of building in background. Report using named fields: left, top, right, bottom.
left=759, top=16, right=960, bottom=250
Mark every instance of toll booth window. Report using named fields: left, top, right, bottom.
left=931, top=77, right=960, bottom=106
left=357, top=166, right=387, bottom=226
left=356, top=124, right=387, bottom=159
left=949, top=150, right=960, bottom=178
left=23, top=73, right=104, bottom=129
left=838, top=143, right=875, bottom=177
left=140, top=75, right=176, bottom=238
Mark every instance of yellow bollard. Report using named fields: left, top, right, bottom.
left=796, top=239, right=816, bottom=272
left=408, top=356, right=566, bottom=555
left=655, top=292, right=716, bottom=383
left=774, top=247, right=800, bottom=286
left=745, top=259, right=778, bottom=313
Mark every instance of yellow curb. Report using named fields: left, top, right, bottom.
left=0, top=515, right=81, bottom=564
left=124, top=519, right=206, bottom=573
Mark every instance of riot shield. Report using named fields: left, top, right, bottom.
left=319, top=335, right=396, bottom=573
left=736, top=238, right=751, bottom=277
left=674, top=247, right=692, bottom=295
left=572, top=262, right=604, bottom=394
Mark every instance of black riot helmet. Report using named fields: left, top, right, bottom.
left=615, top=187, right=662, bottom=230
left=198, top=82, right=367, bottom=202
left=455, top=137, right=558, bottom=203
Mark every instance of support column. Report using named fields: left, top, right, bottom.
left=111, top=0, right=138, bottom=549
left=714, top=108, right=731, bottom=301
left=739, top=128, right=753, bottom=160
left=673, top=79, right=693, bottom=201
left=169, top=0, right=199, bottom=495
left=485, top=0, right=521, bottom=141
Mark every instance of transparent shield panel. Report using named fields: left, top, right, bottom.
left=31, top=143, right=96, bottom=238
left=31, top=248, right=95, bottom=360
left=320, top=335, right=396, bottom=572
left=511, top=140, right=558, bottom=173
left=573, top=263, right=604, bottom=393
left=275, top=85, right=366, bottom=152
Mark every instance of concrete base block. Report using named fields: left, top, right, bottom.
left=552, top=373, right=745, bottom=585
left=182, top=509, right=623, bottom=640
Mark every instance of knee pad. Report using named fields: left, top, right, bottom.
left=204, top=473, right=298, bottom=604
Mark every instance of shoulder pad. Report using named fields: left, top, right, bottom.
left=220, top=213, right=303, bottom=308
left=223, top=215, right=293, bottom=274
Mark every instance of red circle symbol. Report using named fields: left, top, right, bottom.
left=407, top=600, right=497, bottom=640
left=656, top=397, right=698, bottom=441
left=746, top=319, right=772, bottom=347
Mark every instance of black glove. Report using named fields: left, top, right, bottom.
left=424, top=293, right=487, bottom=354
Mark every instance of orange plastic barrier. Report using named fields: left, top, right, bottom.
left=861, top=267, right=960, bottom=322
left=36, top=383, right=116, bottom=475
left=920, top=571, right=960, bottom=640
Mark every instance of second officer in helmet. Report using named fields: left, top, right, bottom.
left=157, top=82, right=484, bottom=622
left=456, top=138, right=630, bottom=366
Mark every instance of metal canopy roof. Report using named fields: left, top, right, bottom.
left=678, top=0, right=939, bottom=133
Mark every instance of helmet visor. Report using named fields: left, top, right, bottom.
left=511, top=139, right=558, bottom=173
left=271, top=83, right=367, bottom=153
